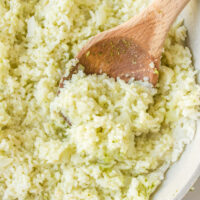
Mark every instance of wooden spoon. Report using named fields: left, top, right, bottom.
left=60, top=0, right=190, bottom=88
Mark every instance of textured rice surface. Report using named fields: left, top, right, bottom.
left=0, top=0, right=200, bottom=200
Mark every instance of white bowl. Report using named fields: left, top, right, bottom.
left=153, top=0, right=200, bottom=199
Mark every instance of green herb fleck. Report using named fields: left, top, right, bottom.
left=132, top=59, right=136, bottom=64
left=122, top=39, right=128, bottom=46
left=86, top=51, right=90, bottom=57
left=154, top=69, right=159, bottom=75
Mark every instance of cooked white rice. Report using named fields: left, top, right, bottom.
left=0, top=0, right=199, bottom=200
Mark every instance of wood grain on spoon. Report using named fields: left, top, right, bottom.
left=60, top=0, right=190, bottom=88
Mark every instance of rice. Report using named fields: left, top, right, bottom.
left=0, top=0, right=200, bottom=200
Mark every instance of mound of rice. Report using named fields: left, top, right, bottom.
left=0, top=0, right=199, bottom=199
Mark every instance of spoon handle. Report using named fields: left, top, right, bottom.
left=122, top=0, right=191, bottom=58
left=153, top=0, right=190, bottom=21
left=150, top=0, right=191, bottom=56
